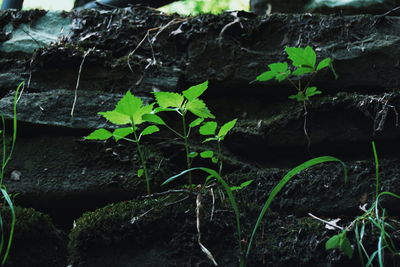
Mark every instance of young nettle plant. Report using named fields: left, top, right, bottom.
left=85, top=91, right=159, bottom=195
left=256, top=46, right=337, bottom=149
left=198, top=119, right=238, bottom=175
left=152, top=81, right=215, bottom=189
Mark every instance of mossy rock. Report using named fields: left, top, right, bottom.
left=2, top=206, right=67, bottom=267
left=68, top=197, right=196, bottom=266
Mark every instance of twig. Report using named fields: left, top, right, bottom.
left=165, top=195, right=190, bottom=207
left=71, top=47, right=94, bottom=117
left=127, top=18, right=189, bottom=73
left=127, top=31, right=149, bottom=73
left=308, top=213, right=344, bottom=230
left=139, top=189, right=197, bottom=199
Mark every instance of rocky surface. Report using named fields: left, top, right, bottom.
left=0, top=6, right=399, bottom=267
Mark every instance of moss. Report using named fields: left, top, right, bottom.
left=68, top=196, right=187, bottom=265
left=1, top=206, right=67, bottom=267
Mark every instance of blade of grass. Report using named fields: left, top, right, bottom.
left=1, top=82, right=23, bottom=184
left=0, top=188, right=15, bottom=265
left=245, top=156, right=347, bottom=259
left=372, top=141, right=380, bottom=199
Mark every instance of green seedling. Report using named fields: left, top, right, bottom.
left=256, top=46, right=337, bottom=150
left=323, top=142, right=400, bottom=266
left=163, top=156, right=347, bottom=266
left=0, top=82, right=23, bottom=265
left=199, top=119, right=237, bottom=175
left=152, top=81, right=215, bottom=189
left=86, top=91, right=159, bottom=195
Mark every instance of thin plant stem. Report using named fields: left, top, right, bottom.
left=217, top=141, right=223, bottom=175
left=372, top=141, right=380, bottom=199
left=181, top=112, right=193, bottom=188
left=132, top=127, right=151, bottom=195
left=164, top=123, right=184, bottom=139
left=303, top=101, right=312, bottom=156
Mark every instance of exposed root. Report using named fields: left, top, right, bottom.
left=357, top=93, right=399, bottom=132
left=71, top=47, right=94, bottom=117
left=196, top=193, right=218, bottom=266
left=218, top=12, right=241, bottom=48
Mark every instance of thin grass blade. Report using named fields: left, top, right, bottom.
left=245, top=156, right=347, bottom=259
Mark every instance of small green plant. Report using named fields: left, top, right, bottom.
left=163, top=156, right=347, bottom=266
left=152, top=81, right=215, bottom=189
left=85, top=91, right=159, bottom=195
left=0, top=82, right=23, bottom=265
left=322, top=142, right=400, bottom=266
left=256, top=46, right=337, bottom=150
left=198, top=119, right=237, bottom=175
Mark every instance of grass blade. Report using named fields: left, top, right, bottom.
left=245, top=156, right=347, bottom=259
left=0, top=188, right=15, bottom=265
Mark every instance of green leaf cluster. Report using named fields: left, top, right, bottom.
left=256, top=46, right=336, bottom=103
left=197, top=119, right=237, bottom=170
left=199, top=119, right=237, bottom=142
left=85, top=92, right=160, bottom=142
left=154, top=81, right=215, bottom=119
left=85, top=80, right=236, bottom=193
left=325, top=231, right=353, bottom=259
left=85, top=91, right=160, bottom=195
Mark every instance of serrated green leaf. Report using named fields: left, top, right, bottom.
left=256, top=71, right=275, bottom=82
left=115, top=91, right=143, bottom=117
left=200, top=150, right=214, bottom=158
left=113, top=127, right=133, bottom=141
left=154, top=92, right=184, bottom=109
left=305, top=86, right=322, bottom=98
left=189, top=151, right=198, bottom=158
left=325, top=234, right=341, bottom=250
left=285, top=46, right=316, bottom=69
left=98, top=110, right=131, bottom=125
left=141, top=125, right=160, bottom=136
left=189, top=118, right=204, bottom=128
left=292, top=67, right=313, bottom=76
left=257, top=62, right=290, bottom=82
left=316, top=58, right=332, bottom=71
left=199, top=121, right=217, bottom=135
left=288, top=92, right=306, bottom=102
left=85, top=129, right=112, bottom=140
left=142, top=114, right=166, bottom=125
left=183, top=81, right=208, bottom=101
left=137, top=169, right=144, bottom=177
left=131, top=103, right=155, bottom=125
left=218, top=119, right=237, bottom=138
left=269, top=62, right=288, bottom=73
left=270, top=62, right=290, bottom=82
left=211, top=157, right=218, bottom=163
left=186, top=99, right=215, bottom=119
left=203, top=137, right=219, bottom=143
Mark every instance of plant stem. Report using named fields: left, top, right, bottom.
left=302, top=100, right=312, bottom=156
left=132, top=127, right=151, bottom=195
left=181, top=112, right=193, bottom=189
left=372, top=141, right=380, bottom=199
left=217, top=141, right=223, bottom=176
